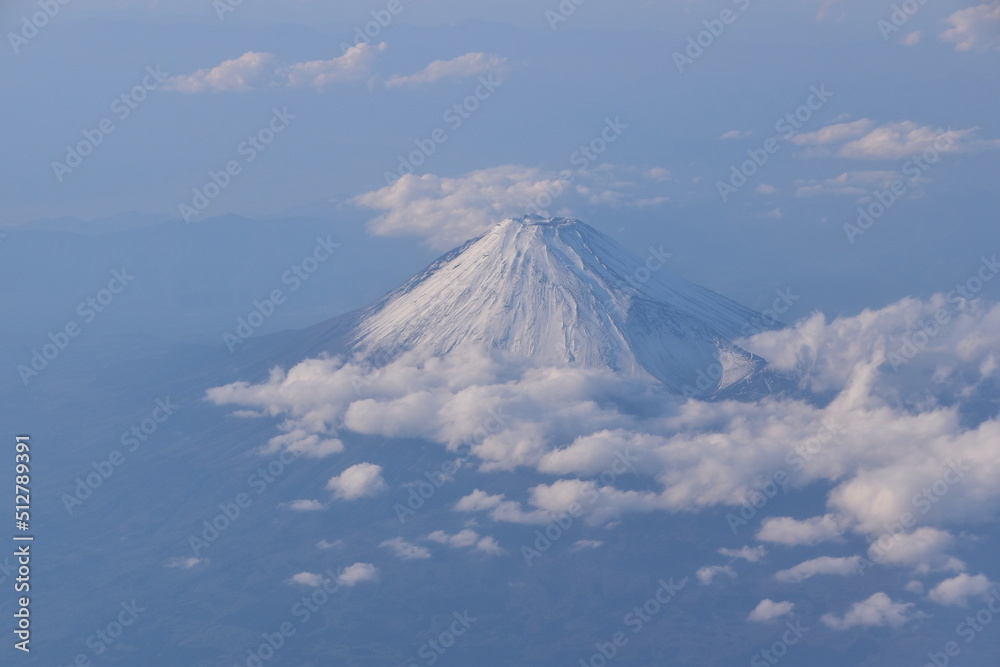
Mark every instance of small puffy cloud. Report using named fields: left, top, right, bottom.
left=317, top=539, right=342, bottom=550
left=865, top=527, right=965, bottom=574
left=265, top=429, right=343, bottom=459
left=380, top=537, right=432, bottom=560
left=821, top=592, right=916, bottom=630
left=475, top=536, right=504, bottom=555
left=756, top=184, right=777, bottom=195
left=697, top=565, right=736, bottom=585
left=454, top=490, right=505, bottom=512
left=338, top=562, right=379, bottom=587
left=645, top=167, right=671, bottom=182
left=286, top=499, right=324, bottom=511
left=164, top=51, right=276, bottom=93
left=902, top=31, right=922, bottom=46
left=283, top=42, right=387, bottom=88
left=905, top=580, right=925, bottom=595
left=719, top=546, right=767, bottom=562
left=164, top=43, right=386, bottom=93
left=941, top=3, right=1000, bottom=52
left=428, top=529, right=503, bottom=555
left=748, top=599, right=795, bottom=622
left=774, top=556, right=860, bottom=583
left=792, top=119, right=998, bottom=159
left=327, top=463, right=387, bottom=500
left=290, top=572, right=326, bottom=587
left=386, top=52, right=508, bottom=88
left=757, top=515, right=845, bottom=546
left=165, top=556, right=203, bottom=569
left=572, top=539, right=604, bottom=552
left=928, top=573, right=994, bottom=606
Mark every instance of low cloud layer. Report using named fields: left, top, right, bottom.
left=209, top=292, right=1000, bottom=603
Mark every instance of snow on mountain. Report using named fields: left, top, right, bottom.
left=347, top=215, right=777, bottom=395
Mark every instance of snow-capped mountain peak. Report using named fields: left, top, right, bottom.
left=349, top=215, right=774, bottom=395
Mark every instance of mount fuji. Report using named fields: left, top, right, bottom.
left=310, top=215, right=780, bottom=397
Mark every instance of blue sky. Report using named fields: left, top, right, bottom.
left=2, top=0, right=999, bottom=318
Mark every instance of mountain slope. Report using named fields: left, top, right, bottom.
left=346, top=216, right=777, bottom=395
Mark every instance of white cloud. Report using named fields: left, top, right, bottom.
left=645, top=167, right=671, bottom=182
left=756, top=184, right=777, bottom=195
left=386, top=52, right=508, bottom=88
left=863, top=527, right=965, bottom=574
left=821, top=592, right=916, bottom=630
left=380, top=537, right=432, bottom=560
left=327, top=462, right=387, bottom=500
left=353, top=165, right=669, bottom=250
left=317, top=539, right=342, bottom=550
left=286, top=499, right=324, bottom=511
left=928, top=573, right=993, bottom=606
left=209, top=296, right=1000, bottom=580
left=165, top=556, right=203, bottom=569
left=720, top=130, right=751, bottom=140
left=719, top=546, right=767, bottom=562
left=164, top=51, right=276, bottom=93
left=792, top=119, right=998, bottom=159
left=426, top=529, right=503, bottom=554
left=164, top=43, right=386, bottom=93
left=902, top=31, right=922, bottom=46
left=337, top=562, right=379, bottom=587
left=290, top=572, right=325, bottom=587
left=748, top=599, right=795, bottom=622
left=793, top=171, right=904, bottom=197
left=572, top=539, right=604, bottom=552
left=757, top=515, right=845, bottom=546
left=774, top=556, right=860, bottom=583
left=697, top=565, right=736, bottom=585
left=941, top=3, right=1000, bottom=52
